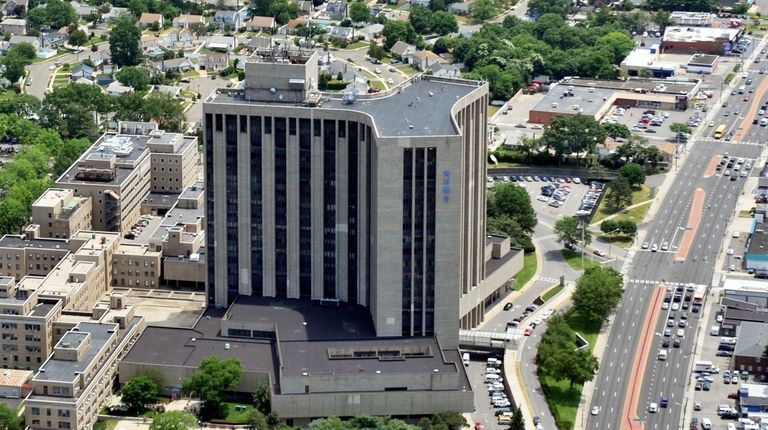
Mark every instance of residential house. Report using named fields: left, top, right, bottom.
left=344, top=75, right=368, bottom=94
left=245, top=36, right=272, bottom=50
left=138, top=12, right=164, bottom=28
left=244, top=16, right=275, bottom=32
left=41, top=31, right=67, bottom=49
left=409, top=50, right=445, bottom=70
left=327, top=26, right=355, bottom=43
left=206, top=35, right=238, bottom=51
left=0, top=41, right=9, bottom=55
left=280, top=17, right=308, bottom=35
left=200, top=50, right=230, bottom=71
left=9, top=35, right=40, bottom=50
left=325, top=0, right=347, bottom=19
left=410, top=0, right=430, bottom=6
left=4, top=0, right=27, bottom=16
left=448, top=2, right=470, bottom=14
left=95, top=73, right=114, bottom=86
left=172, top=14, right=205, bottom=28
left=75, top=77, right=96, bottom=85
left=357, top=23, right=383, bottom=40
left=156, top=56, right=194, bottom=72
left=390, top=40, right=416, bottom=61
left=296, top=0, right=312, bottom=15
left=70, top=64, right=94, bottom=81
left=161, top=31, right=196, bottom=50
left=103, top=6, right=130, bottom=22
left=428, top=62, right=461, bottom=78
left=0, top=18, right=27, bottom=36
left=327, top=60, right=359, bottom=82
left=70, top=1, right=96, bottom=18
left=213, top=10, right=242, bottom=30
left=200, top=0, right=237, bottom=7
left=105, top=81, right=133, bottom=97
left=155, top=85, right=181, bottom=98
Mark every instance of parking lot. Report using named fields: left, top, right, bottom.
left=603, top=104, right=702, bottom=144
left=466, top=356, right=510, bottom=430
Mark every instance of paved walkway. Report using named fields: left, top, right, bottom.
left=589, top=199, right=654, bottom=228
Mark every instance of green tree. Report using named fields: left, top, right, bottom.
left=432, top=37, right=449, bottom=54
left=68, top=27, right=89, bottom=47
left=487, top=215, right=534, bottom=252
left=8, top=43, right=37, bottom=61
left=409, top=6, right=433, bottom=34
left=367, top=41, right=386, bottom=61
left=604, top=176, right=633, bottom=210
left=527, top=0, right=570, bottom=18
left=41, top=83, right=113, bottom=139
left=602, top=123, right=631, bottom=140
left=600, top=219, right=618, bottom=235
left=383, top=20, right=418, bottom=49
left=109, top=16, right=142, bottom=67
left=0, top=94, right=40, bottom=117
left=618, top=162, right=645, bottom=189
left=430, top=11, right=457, bottom=35
left=572, top=266, right=624, bottom=322
left=53, top=138, right=92, bottom=175
left=247, top=409, right=268, bottom=430
left=541, top=114, right=607, bottom=163
left=27, top=0, right=76, bottom=29
left=253, top=0, right=299, bottom=24
left=2, top=54, right=31, bottom=84
left=0, top=401, right=22, bottom=430
left=115, top=66, right=150, bottom=91
left=469, top=0, right=499, bottom=21
left=182, top=356, right=242, bottom=413
left=561, top=347, right=599, bottom=388
left=487, top=182, right=537, bottom=232
left=252, top=383, right=271, bottom=414
left=554, top=216, right=591, bottom=247
left=509, top=405, right=525, bottom=430
left=149, top=411, right=198, bottom=430
left=616, top=219, right=637, bottom=236
left=418, top=412, right=467, bottom=430
left=350, top=1, right=370, bottom=22
left=652, top=10, right=672, bottom=31
left=669, top=122, right=691, bottom=135
left=318, top=71, right=331, bottom=90
left=121, top=375, right=160, bottom=412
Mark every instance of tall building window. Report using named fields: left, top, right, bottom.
left=225, top=115, right=239, bottom=300
left=299, top=118, right=312, bottom=299
left=413, top=148, right=425, bottom=335
left=402, top=148, right=413, bottom=336
left=347, top=121, right=358, bottom=305
left=425, top=147, right=437, bottom=335
left=274, top=117, right=288, bottom=297
left=205, top=113, right=215, bottom=305
left=323, top=119, right=336, bottom=298
left=250, top=116, right=263, bottom=296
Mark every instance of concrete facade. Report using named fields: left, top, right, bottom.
left=203, top=48, right=489, bottom=348
left=111, top=243, right=161, bottom=288
left=0, top=226, right=70, bottom=280
left=32, top=189, right=93, bottom=239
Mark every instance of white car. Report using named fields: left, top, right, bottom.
left=709, top=121, right=715, bottom=127
left=676, top=329, right=685, bottom=337
left=591, top=406, right=600, bottom=415
left=387, top=78, right=394, bottom=85
left=727, top=248, right=734, bottom=255
left=662, top=302, right=669, bottom=310
left=671, top=302, right=679, bottom=311
left=536, top=195, right=550, bottom=202
left=649, top=403, right=658, bottom=413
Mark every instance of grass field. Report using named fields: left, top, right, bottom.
left=561, top=249, right=600, bottom=271
left=339, top=40, right=368, bottom=50
left=541, top=310, right=601, bottom=429
left=541, top=284, right=564, bottom=302
left=488, top=105, right=501, bottom=117
left=591, top=184, right=652, bottom=224
left=514, top=252, right=537, bottom=290
left=395, top=64, right=419, bottom=76
left=209, top=402, right=255, bottom=424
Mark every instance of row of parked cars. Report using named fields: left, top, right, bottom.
left=488, top=175, right=583, bottom=184
left=576, top=181, right=605, bottom=216
left=482, top=357, right=512, bottom=420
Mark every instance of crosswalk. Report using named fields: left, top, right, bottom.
left=698, top=137, right=764, bottom=146
left=626, top=279, right=694, bottom=287
left=536, top=277, right=575, bottom=287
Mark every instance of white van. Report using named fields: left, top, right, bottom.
left=711, top=325, right=720, bottom=336
left=485, top=374, right=501, bottom=382
left=658, top=349, right=667, bottom=361
left=701, top=417, right=712, bottom=429
left=462, top=353, right=470, bottom=367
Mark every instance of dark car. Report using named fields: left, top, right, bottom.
left=503, top=302, right=513, bottom=311
left=703, top=381, right=711, bottom=391
left=673, top=339, right=681, bottom=348
left=662, top=339, right=670, bottom=348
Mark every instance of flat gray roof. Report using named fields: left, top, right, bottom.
left=486, top=247, right=521, bottom=277
left=532, top=86, right=611, bottom=117
left=179, top=181, right=204, bottom=200
left=207, top=77, right=484, bottom=137
left=57, top=133, right=151, bottom=187
left=735, top=321, right=768, bottom=357
left=36, top=321, right=119, bottom=383
left=0, top=235, right=69, bottom=251
left=558, top=77, right=699, bottom=96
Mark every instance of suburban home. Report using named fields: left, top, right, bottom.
left=70, top=63, right=95, bottom=81
left=326, top=26, right=355, bottom=43
left=357, top=23, right=383, bottom=40
left=75, top=77, right=95, bottom=85
left=280, top=17, right=308, bottom=35
left=9, top=35, right=39, bottom=50
left=409, top=0, right=430, bottom=6
left=172, top=14, right=205, bottom=28
left=325, top=0, right=347, bottom=19
left=41, top=31, right=67, bottom=49
left=4, top=0, right=27, bottom=16
left=0, top=41, right=10, bottom=55
left=103, top=6, right=130, bottom=22
left=155, top=85, right=182, bottom=98
left=206, top=35, right=238, bottom=51
left=96, top=73, right=114, bottom=85
left=138, top=12, right=164, bottom=28
left=448, top=1, right=470, bottom=14
left=295, top=0, right=312, bottom=15
left=157, top=56, right=194, bottom=72
left=408, top=50, right=445, bottom=70
left=0, top=18, right=27, bottom=36
left=70, top=1, right=96, bottom=18
left=213, top=10, right=242, bottom=30
left=390, top=40, right=416, bottom=61
left=244, top=16, right=275, bottom=32
left=105, top=81, right=134, bottom=97
left=200, top=50, right=230, bottom=71
left=427, top=62, right=461, bottom=78
left=161, top=31, right=196, bottom=50
left=327, top=60, right=359, bottom=82
left=245, top=36, right=272, bottom=50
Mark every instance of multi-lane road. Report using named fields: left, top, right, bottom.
left=586, top=53, right=767, bottom=430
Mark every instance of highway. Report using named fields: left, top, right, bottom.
left=586, top=54, right=767, bottom=430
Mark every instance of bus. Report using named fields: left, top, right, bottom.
left=714, top=124, right=727, bottom=139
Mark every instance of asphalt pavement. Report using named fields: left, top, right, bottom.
left=585, top=46, right=768, bottom=430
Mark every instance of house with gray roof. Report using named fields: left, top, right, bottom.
left=213, top=10, right=242, bottom=29
left=4, top=0, right=27, bottom=16
left=390, top=40, right=416, bottom=60
left=326, top=26, right=355, bottom=42
left=9, top=35, right=39, bottom=50
left=734, top=321, right=768, bottom=373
